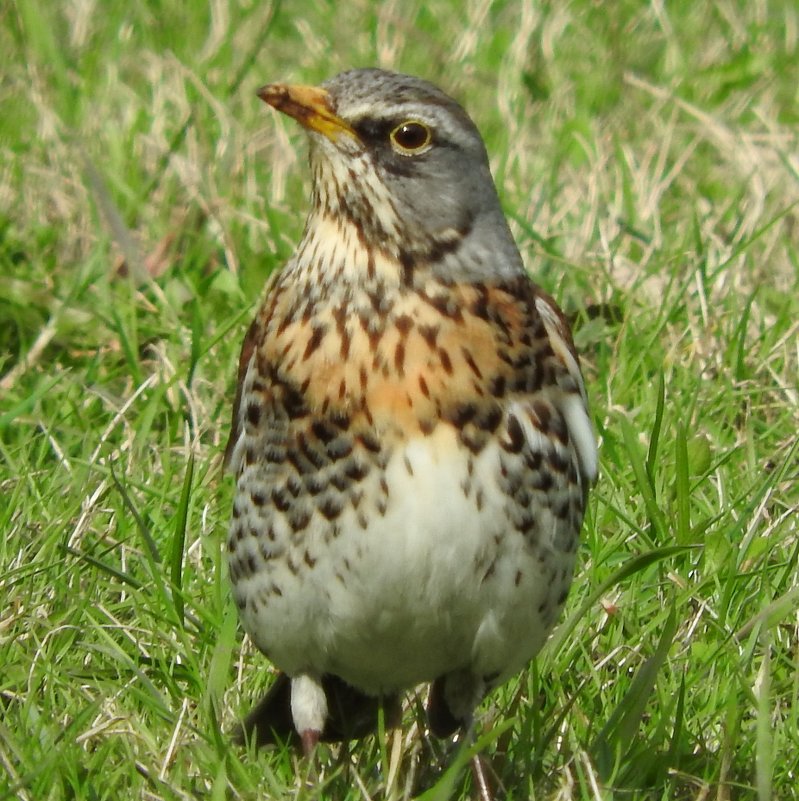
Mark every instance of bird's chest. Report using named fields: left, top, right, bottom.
left=243, top=272, right=531, bottom=438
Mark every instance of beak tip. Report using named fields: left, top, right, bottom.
left=256, top=84, right=282, bottom=106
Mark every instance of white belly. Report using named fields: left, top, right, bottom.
left=233, top=426, right=576, bottom=694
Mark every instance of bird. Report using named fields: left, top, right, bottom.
left=225, top=68, right=597, bottom=771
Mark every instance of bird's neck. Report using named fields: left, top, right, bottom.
left=288, top=204, right=526, bottom=299
left=288, top=210, right=407, bottom=294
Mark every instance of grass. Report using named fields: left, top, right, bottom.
left=1, top=0, right=798, bottom=798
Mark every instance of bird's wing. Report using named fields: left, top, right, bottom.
left=224, top=268, right=281, bottom=471
left=531, top=289, right=597, bottom=484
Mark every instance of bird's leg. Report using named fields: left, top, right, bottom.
left=290, top=673, right=328, bottom=757
left=427, top=672, right=497, bottom=801
left=300, top=728, right=320, bottom=756
left=470, top=753, right=493, bottom=801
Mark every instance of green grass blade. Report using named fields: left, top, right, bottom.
left=646, top=370, right=665, bottom=481
left=592, top=603, right=678, bottom=779
left=673, top=420, right=691, bottom=543
left=170, top=451, right=195, bottom=627
left=620, top=414, right=669, bottom=542
left=755, top=633, right=773, bottom=801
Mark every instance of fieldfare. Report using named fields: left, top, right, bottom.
left=225, top=68, right=597, bottom=761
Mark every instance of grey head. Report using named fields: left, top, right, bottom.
left=259, top=68, right=525, bottom=282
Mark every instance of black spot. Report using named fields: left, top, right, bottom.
left=329, top=408, right=351, bottom=430
left=271, top=487, right=291, bottom=512
left=553, top=498, right=571, bottom=520
left=461, top=347, right=482, bottom=379
left=297, top=432, right=328, bottom=470
left=550, top=412, right=569, bottom=445
left=533, top=400, right=552, bottom=430
left=422, top=292, right=463, bottom=322
left=439, top=348, right=453, bottom=374
left=504, top=414, right=525, bottom=453
left=330, top=472, right=349, bottom=492
left=265, top=445, right=284, bottom=464
left=289, top=509, right=311, bottom=533
left=361, top=397, right=374, bottom=426
left=339, top=328, right=351, bottom=359
left=395, top=314, right=413, bottom=336
left=525, top=450, right=543, bottom=471
left=418, top=324, right=439, bottom=349
left=549, top=449, right=569, bottom=473
left=344, top=460, right=369, bottom=481
left=303, top=475, right=325, bottom=496
left=475, top=405, right=502, bottom=432
left=312, top=420, right=338, bottom=444
left=517, top=515, right=537, bottom=535
left=398, top=250, right=414, bottom=286
left=302, top=325, right=326, bottom=361
left=246, top=403, right=261, bottom=426
left=488, top=375, right=506, bottom=398
left=448, top=402, right=477, bottom=429
left=394, top=341, right=406, bottom=375
left=319, top=496, right=343, bottom=520
left=471, top=284, right=490, bottom=320
left=426, top=233, right=462, bottom=263
left=358, top=431, right=381, bottom=453
left=251, top=491, right=266, bottom=507
left=282, top=385, right=307, bottom=420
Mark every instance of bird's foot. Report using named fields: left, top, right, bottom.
left=300, top=728, right=321, bottom=757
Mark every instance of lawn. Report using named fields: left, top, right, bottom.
left=1, top=1, right=798, bottom=799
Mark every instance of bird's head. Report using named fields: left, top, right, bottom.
left=258, top=69, right=523, bottom=283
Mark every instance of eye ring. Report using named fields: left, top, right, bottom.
left=389, top=120, right=432, bottom=154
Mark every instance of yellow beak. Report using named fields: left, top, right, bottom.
left=257, top=83, right=358, bottom=142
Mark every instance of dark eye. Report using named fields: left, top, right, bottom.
left=389, top=121, right=432, bottom=154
